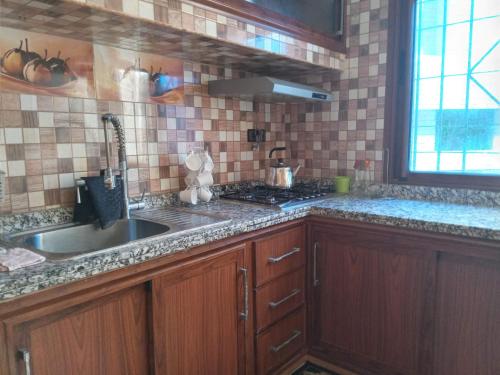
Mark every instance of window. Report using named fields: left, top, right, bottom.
left=386, top=0, right=500, bottom=189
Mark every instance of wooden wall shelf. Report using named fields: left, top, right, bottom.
left=0, top=0, right=345, bottom=78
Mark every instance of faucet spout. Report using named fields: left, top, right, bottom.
left=102, top=113, right=126, bottom=163
left=102, top=116, right=115, bottom=190
left=101, top=113, right=143, bottom=219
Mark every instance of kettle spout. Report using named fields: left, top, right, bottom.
left=293, top=163, right=302, bottom=177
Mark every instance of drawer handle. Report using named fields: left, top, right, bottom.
left=268, top=247, right=300, bottom=264
left=270, top=330, right=302, bottom=353
left=18, top=348, right=31, bottom=375
left=269, top=288, right=301, bottom=309
left=240, top=267, right=249, bottom=320
left=313, top=242, right=320, bottom=287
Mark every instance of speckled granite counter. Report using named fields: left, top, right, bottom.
left=1, top=194, right=499, bottom=301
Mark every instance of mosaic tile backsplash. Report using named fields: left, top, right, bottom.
left=264, top=0, right=388, bottom=180
left=0, top=0, right=389, bottom=213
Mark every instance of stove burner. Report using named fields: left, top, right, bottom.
left=221, top=183, right=333, bottom=209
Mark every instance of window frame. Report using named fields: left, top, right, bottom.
left=384, top=0, right=500, bottom=191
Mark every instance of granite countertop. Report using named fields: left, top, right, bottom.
left=0, top=194, right=499, bottom=302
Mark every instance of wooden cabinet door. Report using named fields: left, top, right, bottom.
left=13, top=285, right=150, bottom=375
left=309, top=224, right=436, bottom=375
left=152, top=244, right=249, bottom=375
left=433, top=254, right=500, bottom=375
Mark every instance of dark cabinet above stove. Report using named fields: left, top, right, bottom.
left=190, top=0, right=346, bottom=52
left=247, top=0, right=343, bottom=37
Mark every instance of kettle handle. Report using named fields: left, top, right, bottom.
left=293, top=163, right=302, bottom=177
left=269, top=147, right=287, bottom=159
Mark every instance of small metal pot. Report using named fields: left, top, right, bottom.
left=265, top=147, right=301, bottom=189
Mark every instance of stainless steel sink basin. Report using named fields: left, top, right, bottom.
left=8, top=218, right=170, bottom=260
left=5, top=208, right=231, bottom=261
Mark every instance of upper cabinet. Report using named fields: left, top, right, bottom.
left=190, top=0, right=345, bottom=52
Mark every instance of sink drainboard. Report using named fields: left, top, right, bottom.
left=133, top=208, right=230, bottom=232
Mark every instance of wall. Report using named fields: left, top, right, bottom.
left=0, top=59, right=288, bottom=214
left=281, top=0, right=389, bottom=181
left=0, top=0, right=388, bottom=214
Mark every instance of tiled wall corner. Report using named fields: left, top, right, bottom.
left=257, top=0, right=389, bottom=182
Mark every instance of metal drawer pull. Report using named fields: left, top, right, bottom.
left=270, top=330, right=302, bottom=353
left=19, top=348, right=31, bottom=375
left=313, top=242, right=320, bottom=287
left=269, top=288, right=301, bottom=309
left=240, top=267, right=249, bottom=320
left=268, top=247, right=300, bottom=263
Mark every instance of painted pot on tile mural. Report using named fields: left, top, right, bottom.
left=120, top=59, right=179, bottom=99
left=1, top=39, right=38, bottom=76
left=1, top=39, right=76, bottom=87
left=121, top=58, right=151, bottom=100
left=149, top=67, right=178, bottom=97
left=93, top=44, right=183, bottom=104
left=46, top=51, right=75, bottom=86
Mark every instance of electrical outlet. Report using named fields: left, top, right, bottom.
left=247, top=129, right=266, bottom=142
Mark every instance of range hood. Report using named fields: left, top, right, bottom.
left=208, top=76, right=332, bottom=102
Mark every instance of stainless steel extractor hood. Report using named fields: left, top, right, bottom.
left=208, top=76, right=332, bottom=102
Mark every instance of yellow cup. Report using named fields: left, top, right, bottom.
left=335, top=176, right=351, bottom=194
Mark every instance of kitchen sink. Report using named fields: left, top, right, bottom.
left=6, top=208, right=230, bottom=261
left=7, top=218, right=170, bottom=260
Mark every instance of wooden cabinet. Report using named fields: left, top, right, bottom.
left=11, top=285, right=150, bottom=375
left=3, top=223, right=312, bottom=375
left=255, top=269, right=305, bottom=333
left=309, top=219, right=500, bottom=375
left=309, top=222, right=437, bottom=375
left=151, top=243, right=250, bottom=375
left=254, top=225, right=305, bottom=286
left=1, top=242, right=254, bottom=375
left=433, top=254, right=500, bottom=375
left=1, top=218, right=499, bottom=375
left=253, top=224, right=307, bottom=374
left=256, top=307, right=306, bottom=375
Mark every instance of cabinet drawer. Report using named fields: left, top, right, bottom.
left=255, top=269, right=305, bottom=332
left=256, top=307, right=306, bottom=375
left=254, top=226, right=305, bottom=286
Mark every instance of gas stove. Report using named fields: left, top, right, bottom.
left=220, top=183, right=334, bottom=209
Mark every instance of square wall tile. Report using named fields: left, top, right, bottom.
left=5, top=128, right=23, bottom=144
left=20, top=95, right=37, bottom=111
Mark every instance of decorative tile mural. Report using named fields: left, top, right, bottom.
left=94, top=45, right=184, bottom=104
left=0, top=27, right=95, bottom=99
